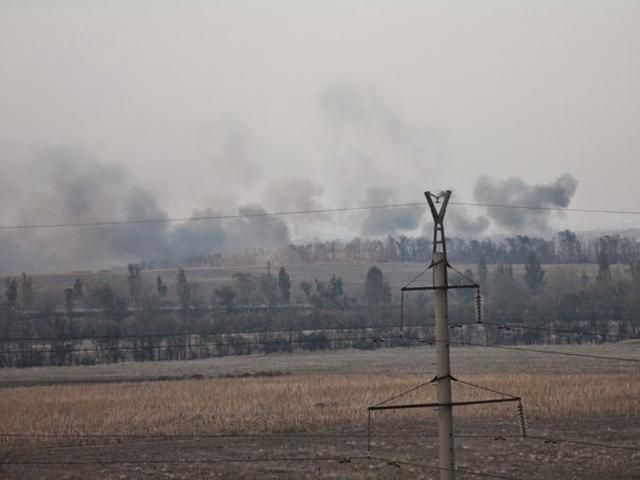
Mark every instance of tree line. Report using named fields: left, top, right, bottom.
left=0, top=265, right=399, bottom=367
left=139, top=231, right=640, bottom=268
left=2, top=247, right=640, bottom=368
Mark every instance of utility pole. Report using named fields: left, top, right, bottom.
left=426, top=190, right=455, bottom=480
left=368, top=190, right=525, bottom=479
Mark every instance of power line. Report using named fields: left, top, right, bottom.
left=0, top=452, right=527, bottom=478
left=0, top=432, right=513, bottom=440
left=2, top=200, right=640, bottom=232
left=1, top=316, right=632, bottom=347
left=0, top=455, right=371, bottom=466
left=0, top=319, right=631, bottom=352
left=0, top=333, right=415, bottom=357
left=525, top=434, right=639, bottom=452
left=369, top=456, right=525, bottom=480
left=0, top=203, right=424, bottom=231
left=0, top=320, right=435, bottom=344
left=451, top=201, right=640, bottom=216
left=0, top=432, right=428, bottom=440
left=398, top=333, right=640, bottom=363
left=4, top=431, right=636, bottom=453
left=2, top=326, right=635, bottom=363
left=443, top=338, right=640, bottom=363
left=482, top=321, right=639, bottom=341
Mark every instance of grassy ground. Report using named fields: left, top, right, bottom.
left=0, top=342, right=638, bottom=387
left=1, top=343, right=639, bottom=478
left=1, top=372, right=639, bottom=439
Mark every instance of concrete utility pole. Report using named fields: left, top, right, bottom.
left=368, top=191, right=523, bottom=479
left=426, top=190, right=455, bottom=480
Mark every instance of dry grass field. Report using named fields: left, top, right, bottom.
left=1, top=343, right=639, bottom=479
left=0, top=341, right=638, bottom=386
left=1, top=373, right=639, bottom=440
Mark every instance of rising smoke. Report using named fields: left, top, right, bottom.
left=0, top=147, right=290, bottom=273
left=317, top=83, right=443, bottom=200
left=0, top=146, right=581, bottom=274
left=446, top=207, right=490, bottom=236
left=360, top=187, right=423, bottom=237
left=473, top=174, right=579, bottom=232
left=319, top=84, right=435, bottom=164
left=262, top=180, right=325, bottom=215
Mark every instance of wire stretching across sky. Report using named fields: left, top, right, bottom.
left=1, top=200, right=640, bottom=231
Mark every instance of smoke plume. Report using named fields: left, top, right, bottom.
left=317, top=83, right=443, bottom=199
left=446, top=207, right=490, bottom=236
left=473, top=174, right=578, bottom=232
left=360, top=187, right=423, bottom=237
left=0, top=147, right=290, bottom=273
left=224, top=204, right=290, bottom=251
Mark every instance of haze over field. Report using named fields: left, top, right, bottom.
left=1, top=1, right=639, bottom=272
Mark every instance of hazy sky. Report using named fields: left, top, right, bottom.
left=1, top=1, right=639, bottom=263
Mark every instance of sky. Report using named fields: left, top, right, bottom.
left=0, top=1, right=639, bottom=271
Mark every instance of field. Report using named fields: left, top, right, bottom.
left=1, top=342, right=639, bottom=479
left=2, top=262, right=639, bottom=478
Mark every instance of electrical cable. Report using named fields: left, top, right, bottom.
left=369, top=456, right=525, bottom=480
left=524, top=434, right=639, bottom=452
left=0, top=203, right=426, bottom=231
left=436, top=338, right=640, bottom=363
left=0, top=455, right=371, bottom=466
left=4, top=431, right=636, bottom=452
left=0, top=333, right=417, bottom=357
left=0, top=432, right=524, bottom=440
left=2, top=200, right=640, bottom=232
left=0, top=320, right=435, bottom=344
left=482, top=321, right=639, bottom=341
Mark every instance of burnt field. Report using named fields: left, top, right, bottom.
left=1, top=343, right=639, bottom=479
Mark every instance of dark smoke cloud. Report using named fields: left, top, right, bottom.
left=21, top=146, right=125, bottom=224
left=107, top=188, right=172, bottom=259
left=473, top=174, right=578, bottom=232
left=360, top=187, right=423, bottom=237
left=170, top=205, right=290, bottom=258
left=0, top=147, right=141, bottom=272
left=0, top=147, right=290, bottom=273
left=261, top=180, right=327, bottom=233
left=171, top=209, right=226, bottom=259
left=446, top=207, right=490, bottom=237
left=224, top=204, right=290, bottom=251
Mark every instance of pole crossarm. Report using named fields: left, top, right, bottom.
left=401, top=285, right=477, bottom=292
left=400, top=262, right=479, bottom=292
left=368, top=397, right=521, bottom=412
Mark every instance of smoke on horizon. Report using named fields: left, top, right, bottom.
left=473, top=174, right=579, bottom=232
left=360, top=187, right=424, bottom=237
left=0, top=147, right=290, bottom=273
left=0, top=147, right=582, bottom=274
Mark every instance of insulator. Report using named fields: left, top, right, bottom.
left=474, top=289, right=484, bottom=323
left=517, top=400, right=529, bottom=437
left=400, top=290, right=405, bottom=331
